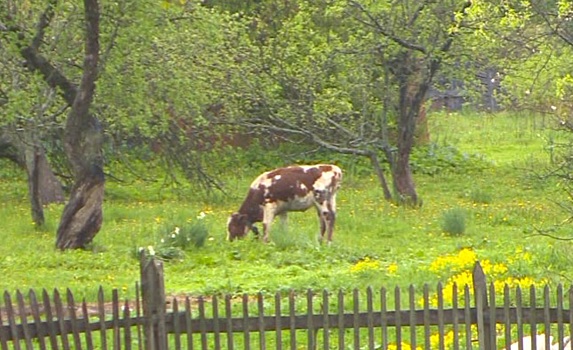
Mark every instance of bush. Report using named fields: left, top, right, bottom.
left=468, top=188, right=493, bottom=204
left=154, top=214, right=209, bottom=260
left=441, top=207, right=466, bottom=235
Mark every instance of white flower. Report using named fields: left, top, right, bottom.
left=174, top=226, right=180, bottom=234
left=160, top=239, right=164, bottom=243
left=197, top=212, right=206, bottom=219
left=171, top=233, right=176, bottom=238
left=551, top=105, right=557, bottom=111
left=147, top=246, right=155, bottom=256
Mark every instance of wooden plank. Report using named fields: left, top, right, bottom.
left=42, top=289, right=59, bottom=349
left=257, top=293, right=265, bottom=350
left=290, top=290, right=296, bottom=350
left=556, top=285, right=564, bottom=350
left=198, top=296, right=207, bottom=350
left=81, top=299, right=94, bottom=350
left=437, top=283, right=445, bottom=350
left=366, top=287, right=374, bottom=350
left=16, top=290, right=34, bottom=350
left=452, top=283, right=459, bottom=350
left=172, top=298, right=181, bottom=350
left=213, top=295, right=221, bottom=350
left=516, top=286, right=524, bottom=350
left=28, top=289, right=47, bottom=350
left=224, top=295, right=232, bottom=350
left=112, top=289, right=120, bottom=350
left=275, top=292, right=282, bottom=350
left=423, top=284, right=429, bottom=350
left=488, top=283, right=496, bottom=349
left=409, top=285, right=417, bottom=350
left=97, top=286, right=108, bottom=350
left=135, top=282, right=143, bottom=350
left=242, top=294, right=250, bottom=350
left=473, top=261, right=490, bottom=350
left=321, top=290, right=328, bottom=350
left=65, top=289, right=82, bottom=350
left=544, top=286, right=551, bottom=350
left=337, top=290, right=343, bottom=350
left=185, top=296, right=194, bottom=350
left=123, top=299, right=133, bottom=350
left=504, top=284, right=512, bottom=349
left=53, top=289, right=71, bottom=350
left=4, top=290, right=21, bottom=350
left=395, top=286, right=402, bottom=350
left=352, top=289, right=359, bottom=350
left=530, top=285, right=537, bottom=350
left=380, top=287, right=388, bottom=350
left=0, top=293, right=9, bottom=350
left=308, top=289, right=316, bottom=350
left=464, top=285, right=472, bottom=350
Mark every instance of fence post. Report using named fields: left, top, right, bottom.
left=140, top=250, right=168, bottom=350
left=473, top=261, right=492, bottom=350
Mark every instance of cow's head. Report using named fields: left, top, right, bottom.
left=227, top=213, right=251, bottom=241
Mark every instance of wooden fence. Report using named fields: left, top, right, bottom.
left=1, top=254, right=572, bottom=350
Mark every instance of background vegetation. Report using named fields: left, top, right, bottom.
left=0, top=111, right=570, bottom=304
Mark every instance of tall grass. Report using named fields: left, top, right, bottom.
left=0, top=112, right=570, bottom=303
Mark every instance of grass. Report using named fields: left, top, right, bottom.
left=0, top=111, right=572, bottom=305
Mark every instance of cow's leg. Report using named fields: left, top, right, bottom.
left=278, top=212, right=288, bottom=231
left=323, top=193, right=337, bottom=243
left=316, top=207, right=327, bottom=241
left=262, top=205, right=276, bottom=243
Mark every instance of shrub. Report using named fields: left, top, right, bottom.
left=468, top=188, right=493, bottom=204
left=441, top=207, right=466, bottom=235
left=154, top=214, right=209, bottom=260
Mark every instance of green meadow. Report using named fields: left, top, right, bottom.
left=0, top=111, right=571, bottom=304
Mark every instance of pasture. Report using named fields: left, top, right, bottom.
left=0, top=111, right=571, bottom=304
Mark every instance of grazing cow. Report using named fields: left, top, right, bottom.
left=227, top=164, right=342, bottom=243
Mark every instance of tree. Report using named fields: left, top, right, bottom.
left=212, top=0, right=473, bottom=206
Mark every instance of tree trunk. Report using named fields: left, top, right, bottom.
left=56, top=0, right=103, bottom=250
left=369, top=152, right=392, bottom=200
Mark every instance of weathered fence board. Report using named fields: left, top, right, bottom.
left=1, top=258, right=573, bottom=350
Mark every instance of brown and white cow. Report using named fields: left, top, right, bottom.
left=227, top=164, right=342, bottom=243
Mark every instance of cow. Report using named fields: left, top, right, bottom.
left=227, top=164, right=342, bottom=243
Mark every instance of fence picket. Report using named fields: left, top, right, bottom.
left=4, top=291, right=21, bottom=350
left=290, top=290, right=297, bottom=350
left=112, top=289, right=120, bottom=350
left=0, top=295, right=9, bottom=350
left=463, top=285, right=471, bottom=350
left=242, top=294, right=250, bottom=350
left=557, top=285, right=564, bottom=350
left=213, top=294, right=221, bottom=350
left=16, top=290, right=33, bottom=349
left=53, top=289, right=70, bottom=350
left=123, top=300, right=132, bottom=350
left=257, top=292, right=265, bottom=350
left=321, top=290, right=328, bottom=350
left=352, top=288, right=359, bottom=350
left=516, top=286, right=524, bottom=350
left=197, top=296, right=207, bottom=350
left=185, top=296, right=194, bottom=350
left=366, top=287, right=374, bottom=350
left=452, top=283, right=459, bottom=350
left=488, top=283, right=496, bottom=350
left=97, top=286, right=107, bottom=350
left=224, top=295, right=232, bottom=350
left=29, top=289, right=47, bottom=350
left=504, top=284, right=511, bottom=350
left=544, top=285, right=551, bottom=350
left=41, top=289, right=59, bottom=349
left=409, top=285, right=417, bottom=350
left=438, top=282, right=445, bottom=350
left=65, top=288, right=82, bottom=350
left=172, top=297, right=181, bottom=350
left=380, top=287, right=388, bottom=350
left=530, top=285, right=537, bottom=350
left=423, top=284, right=430, bottom=350
left=337, top=290, right=345, bottom=350
left=395, top=286, right=402, bottom=350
